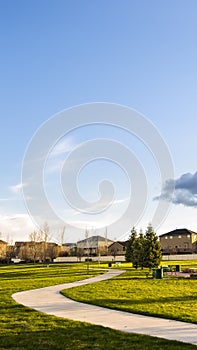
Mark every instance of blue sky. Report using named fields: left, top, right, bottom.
left=1, top=0, right=197, bottom=243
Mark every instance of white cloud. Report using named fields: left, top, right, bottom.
left=0, top=214, right=37, bottom=242
left=156, top=204, right=197, bottom=236
left=9, top=183, right=24, bottom=194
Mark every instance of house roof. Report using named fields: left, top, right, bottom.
left=108, top=241, right=128, bottom=248
left=159, top=228, right=197, bottom=237
left=62, top=243, right=77, bottom=247
left=77, top=235, right=113, bottom=246
left=0, top=239, right=7, bottom=245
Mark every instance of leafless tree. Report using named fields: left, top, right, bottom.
left=29, top=230, right=42, bottom=263
left=6, top=244, right=16, bottom=263
left=39, top=222, right=51, bottom=262
left=60, top=226, right=66, bottom=245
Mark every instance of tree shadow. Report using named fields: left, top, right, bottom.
left=0, top=323, right=195, bottom=350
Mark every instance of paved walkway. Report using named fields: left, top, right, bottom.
left=12, top=269, right=197, bottom=346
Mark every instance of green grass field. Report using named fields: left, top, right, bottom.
left=0, top=263, right=196, bottom=350
left=63, top=261, right=197, bottom=323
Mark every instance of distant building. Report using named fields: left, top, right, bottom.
left=108, top=241, right=128, bottom=257
left=58, top=243, right=77, bottom=257
left=159, top=228, right=197, bottom=255
left=14, top=241, right=59, bottom=262
left=77, top=235, right=114, bottom=257
left=0, top=240, right=8, bottom=260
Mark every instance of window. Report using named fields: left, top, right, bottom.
left=165, top=236, right=168, bottom=239
left=170, top=236, right=173, bottom=239
left=178, top=235, right=182, bottom=238
left=187, top=234, right=190, bottom=238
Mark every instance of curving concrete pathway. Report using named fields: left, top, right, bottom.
left=12, top=269, right=197, bottom=346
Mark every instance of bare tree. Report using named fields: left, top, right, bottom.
left=104, top=227, right=108, bottom=256
left=85, top=228, right=89, bottom=257
left=60, top=226, right=66, bottom=245
left=29, top=230, right=42, bottom=263
left=39, top=222, right=51, bottom=263
left=77, top=248, right=83, bottom=261
left=6, top=244, right=15, bottom=263
left=5, top=235, right=15, bottom=263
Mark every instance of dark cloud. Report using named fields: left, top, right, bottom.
left=175, top=172, right=197, bottom=194
left=154, top=172, right=197, bottom=207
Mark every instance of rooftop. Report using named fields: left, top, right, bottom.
left=159, top=228, right=197, bottom=237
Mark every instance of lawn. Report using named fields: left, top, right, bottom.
left=63, top=261, right=197, bottom=324
left=0, top=263, right=196, bottom=350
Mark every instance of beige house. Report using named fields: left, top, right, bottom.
left=0, top=240, right=8, bottom=260
left=159, top=228, right=197, bottom=255
left=108, top=241, right=128, bottom=257
left=15, top=241, right=58, bottom=262
left=77, top=235, right=113, bottom=257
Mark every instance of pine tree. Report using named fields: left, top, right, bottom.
left=143, top=224, right=162, bottom=269
left=136, top=229, right=146, bottom=269
left=132, top=238, right=140, bottom=269
left=130, top=229, right=146, bottom=269
left=125, top=227, right=137, bottom=263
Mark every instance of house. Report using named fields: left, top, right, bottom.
left=0, top=240, right=8, bottom=260
left=108, top=241, right=128, bottom=257
left=159, top=228, right=197, bottom=255
left=14, top=241, right=59, bottom=262
left=77, top=235, right=114, bottom=257
left=58, top=243, right=77, bottom=257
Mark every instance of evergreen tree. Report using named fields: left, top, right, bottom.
left=143, top=224, right=162, bottom=269
left=132, top=238, right=139, bottom=269
left=125, top=227, right=137, bottom=263
left=130, top=229, right=146, bottom=269
left=136, top=229, right=145, bottom=269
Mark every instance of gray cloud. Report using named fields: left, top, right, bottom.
left=154, top=172, right=197, bottom=207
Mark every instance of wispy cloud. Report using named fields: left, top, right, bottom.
left=45, top=137, right=78, bottom=174
left=154, top=171, right=197, bottom=207
left=0, top=197, right=17, bottom=202
left=82, top=197, right=130, bottom=214
left=60, top=197, right=130, bottom=231
left=49, top=137, right=76, bottom=157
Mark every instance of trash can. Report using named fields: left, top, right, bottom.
left=85, top=258, right=92, bottom=262
left=155, top=268, right=163, bottom=279
left=176, top=265, right=181, bottom=272
left=108, top=262, right=112, bottom=267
